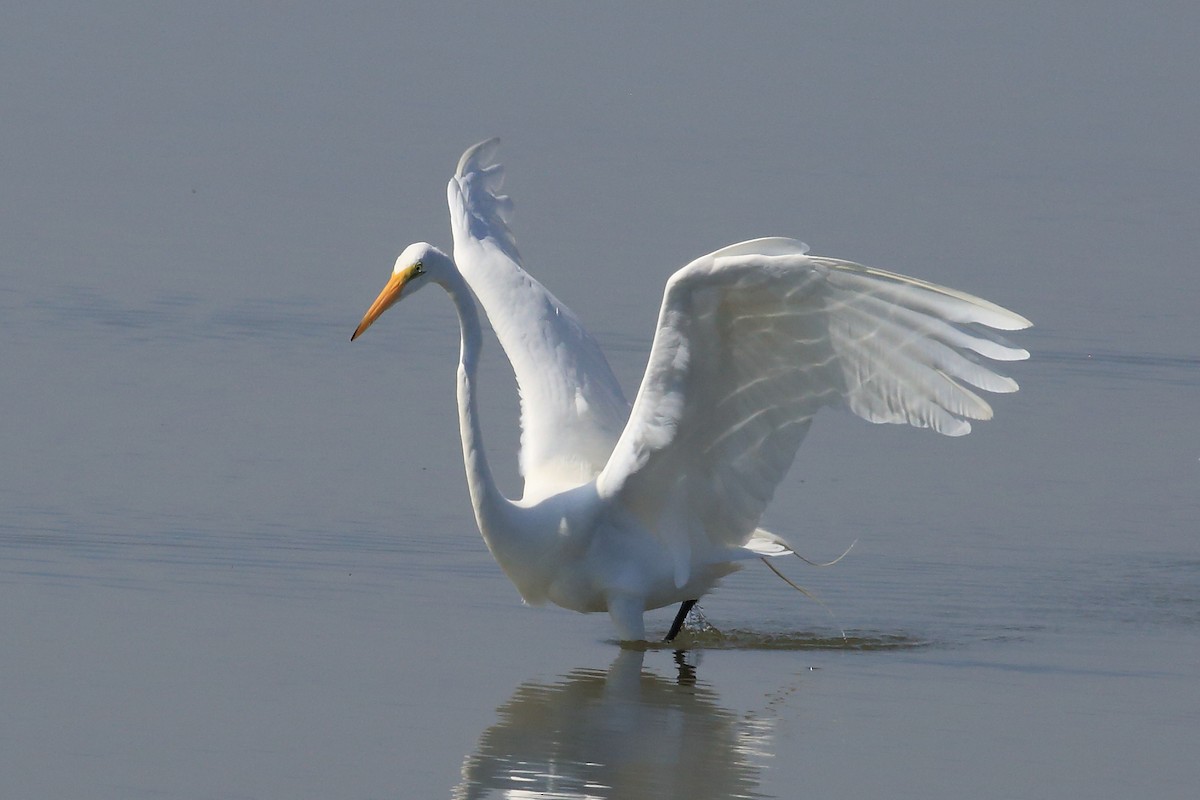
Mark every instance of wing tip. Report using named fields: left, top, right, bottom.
left=455, top=137, right=502, bottom=178
left=991, top=309, right=1034, bottom=332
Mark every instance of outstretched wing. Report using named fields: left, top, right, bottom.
left=596, top=238, right=1030, bottom=586
left=447, top=139, right=630, bottom=499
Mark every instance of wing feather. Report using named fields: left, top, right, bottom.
left=447, top=140, right=630, bottom=498
left=597, top=242, right=1030, bottom=575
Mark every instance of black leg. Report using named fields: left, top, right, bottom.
left=665, top=599, right=698, bottom=642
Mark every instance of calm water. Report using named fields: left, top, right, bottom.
left=3, top=4, right=1197, bottom=798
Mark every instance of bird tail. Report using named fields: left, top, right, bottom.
left=746, top=528, right=856, bottom=567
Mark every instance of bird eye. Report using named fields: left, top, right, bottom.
left=413, top=262, right=425, bottom=276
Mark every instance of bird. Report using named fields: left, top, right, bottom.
left=351, top=139, right=1030, bottom=642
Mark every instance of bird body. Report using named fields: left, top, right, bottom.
left=352, top=140, right=1030, bottom=642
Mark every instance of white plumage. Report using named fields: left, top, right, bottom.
left=352, top=139, right=1030, bottom=641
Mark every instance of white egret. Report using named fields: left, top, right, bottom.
left=352, top=139, right=1030, bottom=642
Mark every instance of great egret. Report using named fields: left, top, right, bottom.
left=352, top=139, right=1030, bottom=642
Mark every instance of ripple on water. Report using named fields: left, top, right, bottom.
left=636, top=628, right=931, bottom=652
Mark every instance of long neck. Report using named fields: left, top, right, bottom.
left=442, top=270, right=510, bottom=530
left=441, top=265, right=561, bottom=605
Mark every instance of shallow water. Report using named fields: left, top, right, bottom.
left=4, top=4, right=1198, bottom=799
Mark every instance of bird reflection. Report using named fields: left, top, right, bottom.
left=452, top=650, right=774, bottom=799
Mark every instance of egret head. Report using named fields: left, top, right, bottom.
left=351, top=242, right=451, bottom=341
